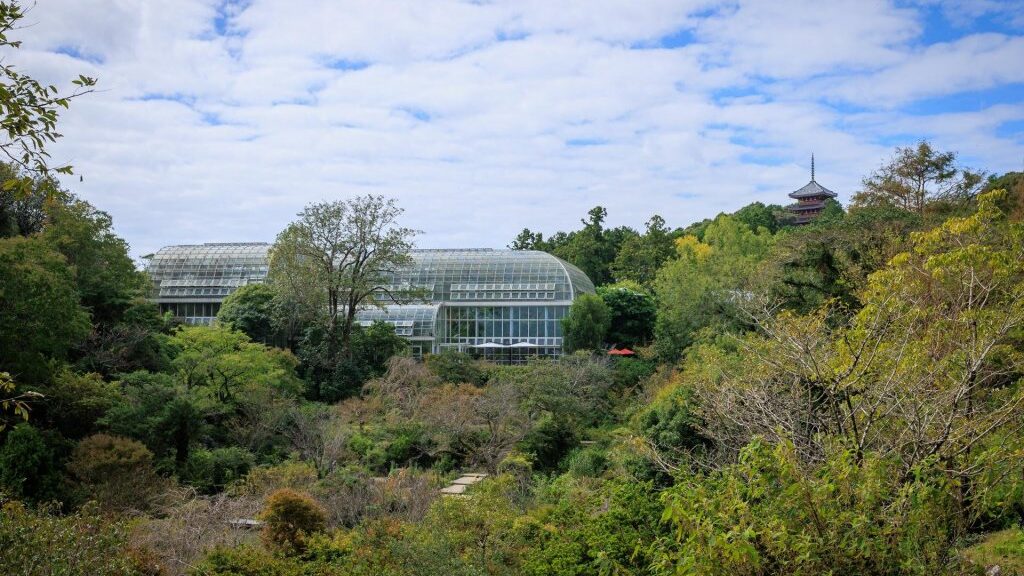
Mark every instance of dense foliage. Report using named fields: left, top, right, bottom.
left=2, top=65, right=1021, bottom=576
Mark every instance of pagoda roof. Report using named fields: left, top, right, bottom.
left=788, top=179, right=837, bottom=200
left=787, top=200, right=827, bottom=212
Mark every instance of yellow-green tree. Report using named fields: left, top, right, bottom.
left=654, top=215, right=773, bottom=360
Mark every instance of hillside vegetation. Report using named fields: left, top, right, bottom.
left=4, top=138, right=1024, bottom=574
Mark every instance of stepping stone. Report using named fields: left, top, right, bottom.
left=440, top=484, right=467, bottom=494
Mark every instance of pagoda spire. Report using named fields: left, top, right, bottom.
left=811, top=153, right=815, bottom=181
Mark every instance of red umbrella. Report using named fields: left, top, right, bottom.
left=607, top=347, right=635, bottom=356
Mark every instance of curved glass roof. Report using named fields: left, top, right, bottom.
left=387, top=249, right=595, bottom=303
left=146, top=243, right=271, bottom=300
left=147, top=245, right=594, bottom=305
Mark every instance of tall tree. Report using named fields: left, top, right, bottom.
left=552, top=206, right=621, bottom=286
left=41, top=199, right=146, bottom=325
left=562, top=293, right=611, bottom=353
left=269, top=196, right=416, bottom=396
left=611, top=215, right=675, bottom=286
left=216, top=283, right=280, bottom=346
left=654, top=215, right=773, bottom=361
left=508, top=228, right=545, bottom=251
left=597, top=282, right=657, bottom=348
left=0, top=236, right=90, bottom=383
left=852, top=140, right=983, bottom=214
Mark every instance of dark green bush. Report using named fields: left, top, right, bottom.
left=0, top=423, right=66, bottom=503
left=184, top=446, right=256, bottom=494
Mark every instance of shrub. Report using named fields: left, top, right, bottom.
left=0, top=423, right=66, bottom=503
left=194, top=545, right=307, bottom=576
left=260, top=489, right=327, bottom=552
left=425, top=349, right=488, bottom=385
left=564, top=446, right=607, bottom=478
left=67, top=433, right=166, bottom=513
left=0, top=500, right=141, bottom=576
left=238, top=460, right=318, bottom=498
left=652, top=439, right=959, bottom=575
left=185, top=447, right=256, bottom=494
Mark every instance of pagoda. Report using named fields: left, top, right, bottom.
left=786, top=155, right=837, bottom=225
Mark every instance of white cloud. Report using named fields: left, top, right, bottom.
left=825, top=34, right=1024, bottom=106
left=5, top=0, right=1022, bottom=257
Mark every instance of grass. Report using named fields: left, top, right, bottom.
left=963, top=527, right=1024, bottom=574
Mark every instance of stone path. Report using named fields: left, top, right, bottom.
left=440, top=472, right=488, bottom=495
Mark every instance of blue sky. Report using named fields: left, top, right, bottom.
left=15, top=0, right=1024, bottom=256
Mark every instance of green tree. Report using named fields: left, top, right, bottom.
left=36, top=368, right=118, bottom=439
left=0, top=236, right=90, bottom=383
left=551, top=206, right=621, bottom=286
left=0, top=162, right=67, bottom=238
left=654, top=215, right=773, bottom=360
left=0, top=423, right=65, bottom=502
left=269, top=195, right=416, bottom=398
left=562, top=293, right=611, bottom=353
left=597, top=281, right=656, bottom=348
left=169, top=324, right=302, bottom=403
left=217, top=283, right=280, bottom=345
left=763, top=204, right=921, bottom=313
left=100, top=371, right=205, bottom=469
left=297, top=321, right=408, bottom=402
left=40, top=198, right=147, bottom=325
left=611, top=215, right=675, bottom=286
left=852, top=140, right=983, bottom=214
left=426, top=349, right=488, bottom=385
left=733, top=201, right=784, bottom=233
left=508, top=228, right=545, bottom=251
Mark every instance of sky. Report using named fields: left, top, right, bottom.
left=13, top=0, right=1024, bottom=257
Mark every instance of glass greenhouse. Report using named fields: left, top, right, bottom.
left=146, top=244, right=595, bottom=362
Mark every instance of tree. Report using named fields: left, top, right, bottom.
left=426, top=349, right=488, bottom=385
left=40, top=198, right=147, bottom=325
left=269, top=195, right=416, bottom=390
left=852, top=140, right=983, bottom=214
left=691, top=191, right=1024, bottom=523
left=0, top=423, right=64, bottom=502
left=508, top=228, right=545, bottom=250
left=763, top=204, right=921, bottom=314
left=0, top=236, right=90, bottom=383
left=0, top=1, right=97, bottom=189
left=99, top=371, right=204, bottom=469
left=597, top=282, right=656, bottom=348
left=654, top=215, right=773, bottom=361
left=37, top=367, right=118, bottom=439
left=562, top=293, right=611, bottom=353
left=611, top=215, right=675, bottom=286
left=169, top=324, right=302, bottom=403
left=733, top=201, right=784, bottom=233
left=297, top=321, right=408, bottom=402
left=551, top=206, right=620, bottom=286
left=0, top=162, right=67, bottom=238
left=216, top=283, right=280, bottom=345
